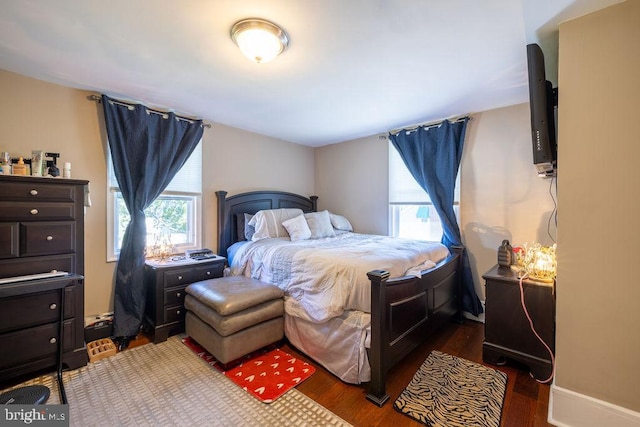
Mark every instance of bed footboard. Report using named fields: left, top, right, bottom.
left=366, top=248, right=462, bottom=406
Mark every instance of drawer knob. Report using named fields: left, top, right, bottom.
left=49, top=338, right=57, bottom=344
left=206, top=271, right=211, bottom=276
left=30, top=209, right=39, bottom=215
left=46, top=235, right=54, bottom=241
left=49, top=303, right=57, bottom=310
left=176, top=292, right=181, bottom=297
left=176, top=310, right=181, bottom=315
left=178, top=275, right=183, bottom=280
left=30, top=189, right=38, bottom=196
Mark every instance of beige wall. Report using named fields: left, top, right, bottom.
left=556, top=0, right=640, bottom=413
left=0, top=69, right=314, bottom=317
left=316, top=104, right=556, bottom=302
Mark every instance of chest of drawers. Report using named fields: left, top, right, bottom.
left=0, top=175, right=88, bottom=384
left=144, top=256, right=225, bottom=343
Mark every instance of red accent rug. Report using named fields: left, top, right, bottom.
left=182, top=337, right=315, bottom=403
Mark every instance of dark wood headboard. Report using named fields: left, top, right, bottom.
left=216, top=190, right=318, bottom=258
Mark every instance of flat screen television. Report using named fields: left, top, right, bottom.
left=526, top=43, right=557, bottom=177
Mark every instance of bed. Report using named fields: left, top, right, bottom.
left=216, top=190, right=462, bottom=405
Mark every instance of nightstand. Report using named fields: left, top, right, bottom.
left=482, top=265, right=555, bottom=381
left=144, top=256, right=225, bottom=343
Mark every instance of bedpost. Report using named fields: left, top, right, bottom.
left=310, top=195, right=318, bottom=212
left=216, top=191, right=228, bottom=257
left=366, top=269, right=391, bottom=406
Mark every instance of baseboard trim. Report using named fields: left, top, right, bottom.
left=549, top=384, right=640, bottom=427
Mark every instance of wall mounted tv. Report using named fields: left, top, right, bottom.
left=527, top=43, right=558, bottom=178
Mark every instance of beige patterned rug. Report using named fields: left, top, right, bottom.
left=2, top=336, right=351, bottom=427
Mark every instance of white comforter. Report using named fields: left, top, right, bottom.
left=229, top=232, right=449, bottom=323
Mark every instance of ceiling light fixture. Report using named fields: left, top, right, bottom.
left=230, top=18, right=289, bottom=64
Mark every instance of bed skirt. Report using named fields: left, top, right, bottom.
left=284, top=311, right=371, bottom=384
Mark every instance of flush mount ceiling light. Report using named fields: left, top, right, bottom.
left=230, top=18, right=289, bottom=64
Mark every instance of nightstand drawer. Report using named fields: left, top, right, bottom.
left=164, top=305, right=186, bottom=323
left=163, top=269, right=194, bottom=288
left=194, top=262, right=225, bottom=281
left=165, top=286, right=187, bottom=306
left=20, top=222, right=75, bottom=256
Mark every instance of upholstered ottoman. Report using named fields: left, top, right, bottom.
left=184, top=276, right=284, bottom=366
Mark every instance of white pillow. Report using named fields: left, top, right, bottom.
left=248, top=208, right=303, bottom=241
left=282, top=214, right=312, bottom=241
left=329, top=212, right=353, bottom=232
left=304, top=210, right=336, bottom=239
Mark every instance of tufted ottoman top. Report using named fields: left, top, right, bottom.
left=185, top=276, right=284, bottom=316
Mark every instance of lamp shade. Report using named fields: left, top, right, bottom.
left=231, top=19, right=289, bottom=63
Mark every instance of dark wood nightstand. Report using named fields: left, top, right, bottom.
left=482, top=264, right=555, bottom=382
left=144, top=256, right=225, bottom=343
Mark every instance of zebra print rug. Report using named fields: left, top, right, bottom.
left=394, top=351, right=507, bottom=427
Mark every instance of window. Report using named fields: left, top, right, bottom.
left=388, top=142, right=459, bottom=241
left=106, top=143, right=202, bottom=261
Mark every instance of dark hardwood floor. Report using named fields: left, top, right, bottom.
left=286, top=320, right=551, bottom=427
left=126, top=319, right=550, bottom=426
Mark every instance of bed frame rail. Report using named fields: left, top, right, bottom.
left=366, top=248, right=462, bottom=406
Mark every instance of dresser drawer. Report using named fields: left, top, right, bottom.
left=20, top=222, right=75, bottom=256
left=165, top=286, right=187, bottom=307
left=164, top=305, right=186, bottom=323
left=163, top=269, right=194, bottom=288
left=0, top=254, right=75, bottom=279
left=0, top=288, right=76, bottom=333
left=0, top=202, right=75, bottom=221
left=0, top=182, right=76, bottom=202
left=0, top=320, right=77, bottom=370
left=0, top=222, right=19, bottom=259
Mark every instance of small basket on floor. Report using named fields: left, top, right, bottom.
left=87, top=338, right=117, bottom=363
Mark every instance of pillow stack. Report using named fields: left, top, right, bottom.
left=243, top=208, right=353, bottom=242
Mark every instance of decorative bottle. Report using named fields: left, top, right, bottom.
left=498, top=240, right=513, bottom=267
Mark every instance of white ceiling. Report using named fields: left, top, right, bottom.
left=0, top=0, right=621, bottom=147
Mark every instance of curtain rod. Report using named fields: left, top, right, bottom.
left=87, top=94, right=212, bottom=128
left=379, top=115, right=472, bottom=140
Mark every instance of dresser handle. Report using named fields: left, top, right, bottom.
left=206, top=271, right=211, bottom=276
left=176, top=292, right=181, bottom=297
left=49, top=338, right=57, bottom=344
left=49, top=303, right=57, bottom=310
left=46, top=235, right=53, bottom=241
left=30, top=209, right=39, bottom=215
left=30, top=189, right=38, bottom=196
left=178, top=275, right=183, bottom=280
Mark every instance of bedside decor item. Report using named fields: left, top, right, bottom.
left=497, top=239, right=512, bottom=267
left=231, top=18, right=289, bottom=63
left=520, top=242, right=557, bottom=282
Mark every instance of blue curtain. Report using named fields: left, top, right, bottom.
left=102, top=95, right=204, bottom=341
left=389, top=118, right=482, bottom=316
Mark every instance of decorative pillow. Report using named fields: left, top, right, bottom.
left=304, top=210, right=336, bottom=239
left=244, top=213, right=255, bottom=241
left=248, top=208, right=303, bottom=241
left=282, top=214, right=312, bottom=241
left=236, top=213, right=246, bottom=241
left=329, top=212, right=353, bottom=232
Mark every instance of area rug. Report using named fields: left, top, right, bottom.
left=1, top=336, right=351, bottom=427
left=182, top=337, right=315, bottom=403
left=394, top=351, right=507, bottom=427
